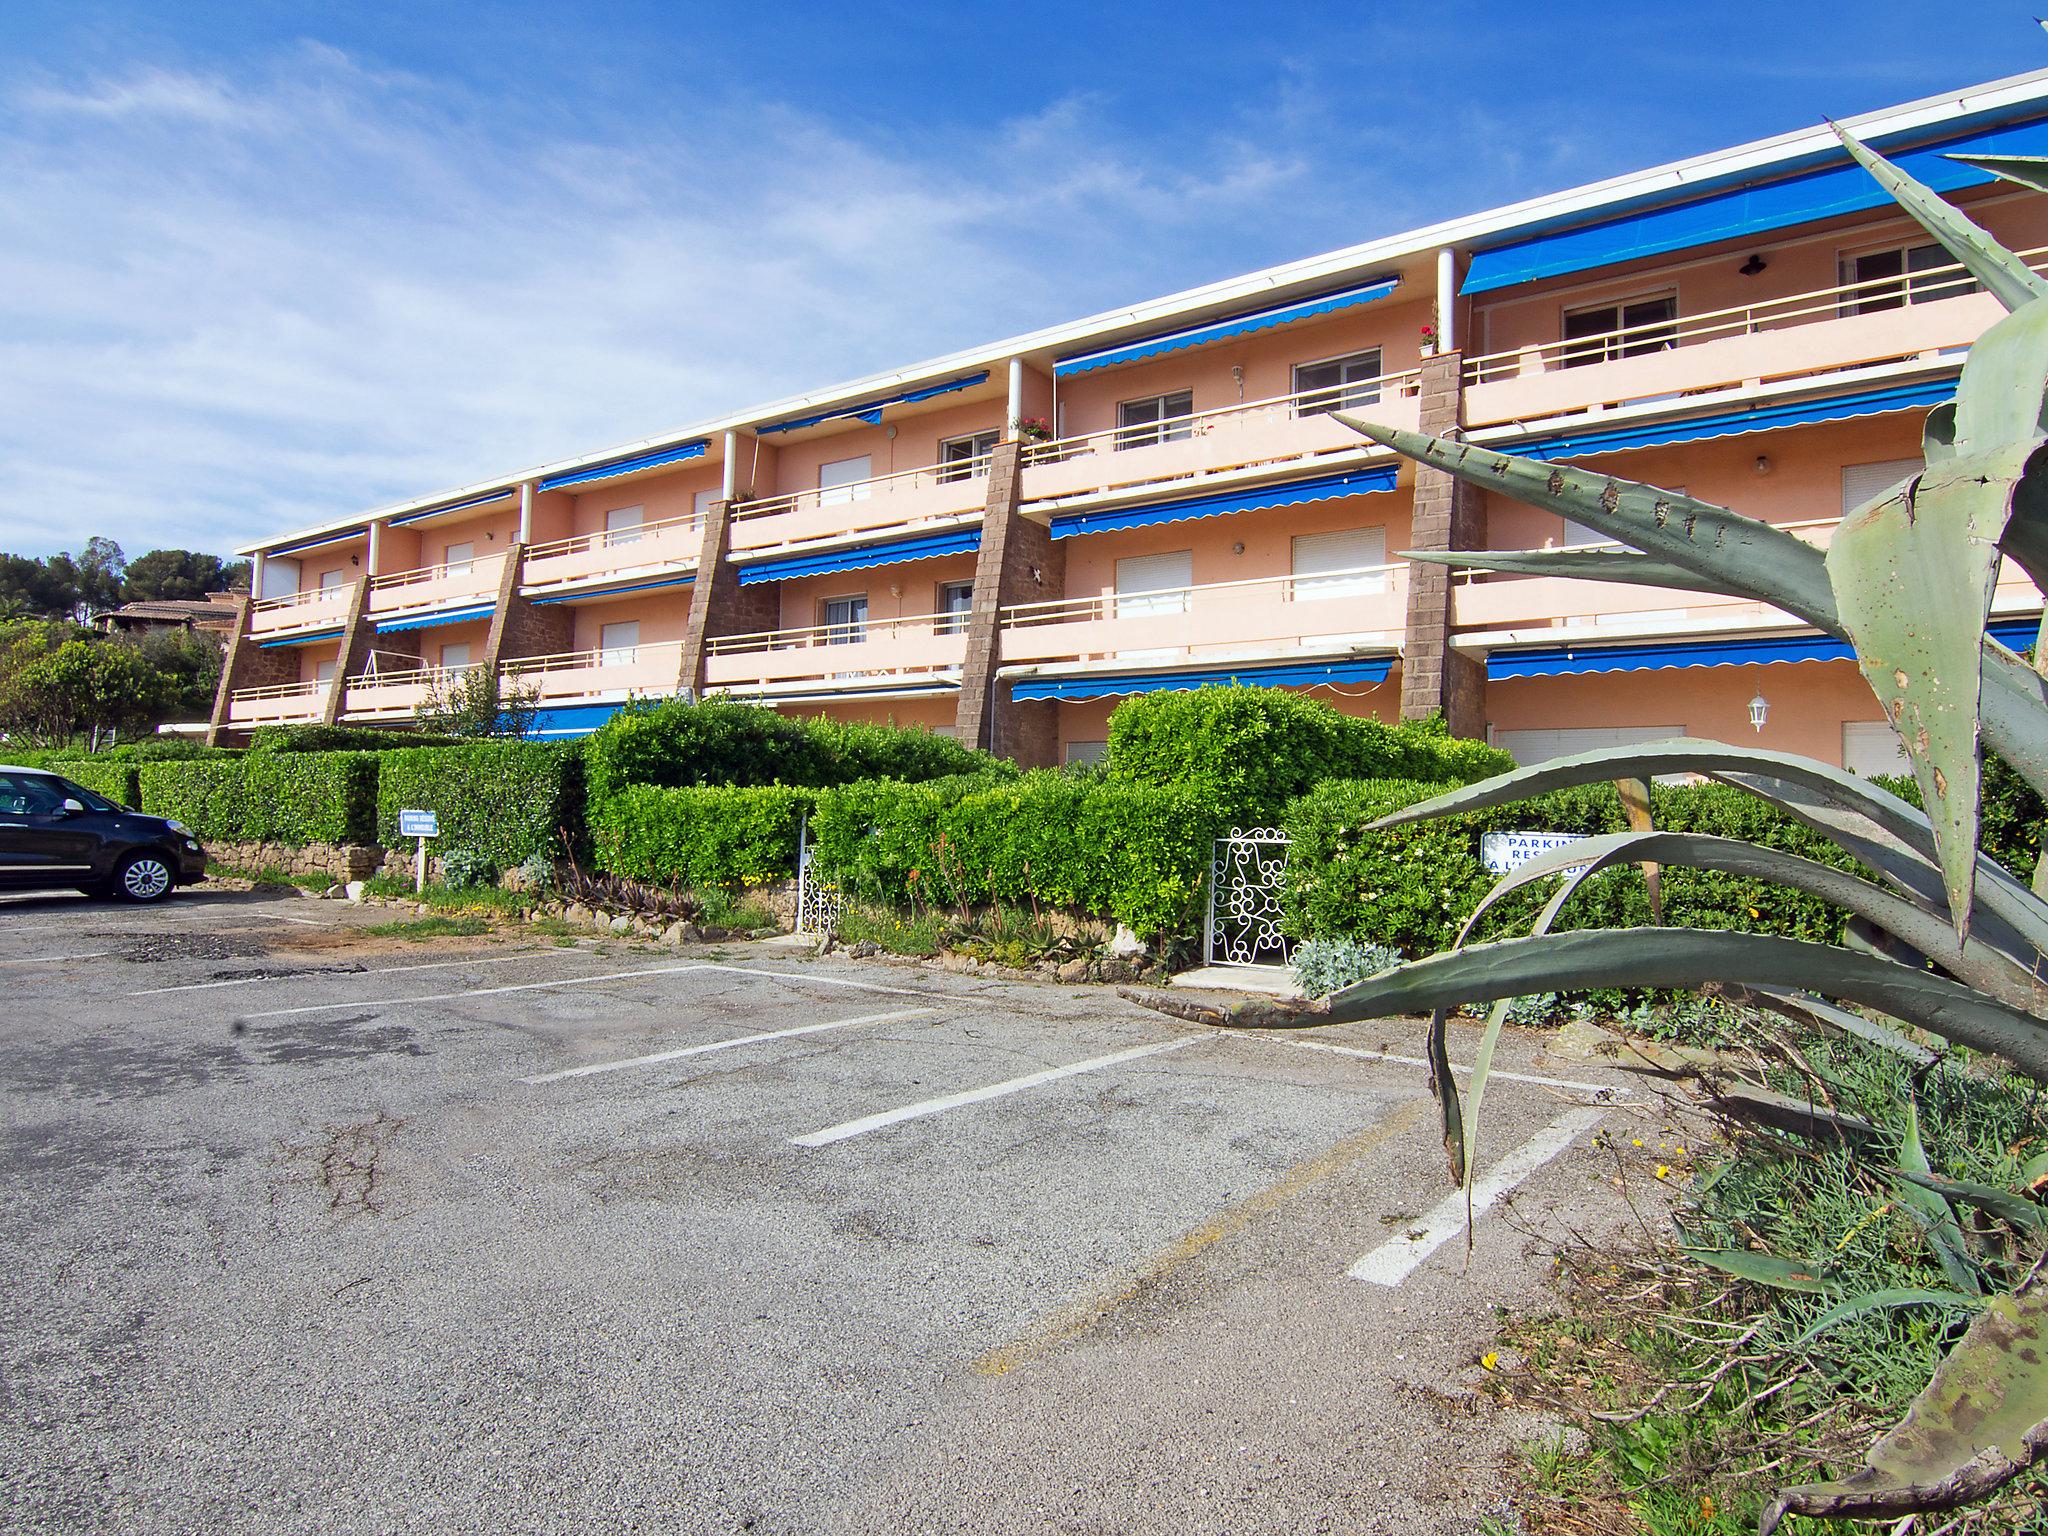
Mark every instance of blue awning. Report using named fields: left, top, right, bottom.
left=257, top=627, right=344, bottom=649
left=530, top=573, right=695, bottom=605
left=538, top=441, right=708, bottom=493
left=1506, top=379, right=1957, bottom=463
left=1054, top=279, right=1402, bottom=377
left=371, top=603, right=496, bottom=634
left=271, top=528, right=365, bottom=558
left=757, top=372, right=991, bottom=435
left=1464, top=113, right=2048, bottom=295
left=1490, top=618, right=2039, bottom=680
left=736, top=527, right=981, bottom=584
left=530, top=702, right=634, bottom=738
left=391, top=489, right=515, bottom=526
left=1012, top=655, right=1393, bottom=702
left=1049, top=465, right=1398, bottom=540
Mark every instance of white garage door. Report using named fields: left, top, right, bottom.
left=1492, top=724, right=1682, bottom=765
left=1843, top=719, right=1912, bottom=778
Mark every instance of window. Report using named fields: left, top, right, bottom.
left=938, top=431, right=1000, bottom=483
left=1844, top=720, right=1912, bottom=778
left=1115, top=390, right=1194, bottom=450
left=603, top=506, right=645, bottom=546
left=1064, top=740, right=1109, bottom=767
left=936, top=579, right=976, bottom=634
left=443, top=541, right=475, bottom=575
left=1561, top=293, right=1677, bottom=368
left=1842, top=457, right=1921, bottom=514
left=1291, top=528, right=1387, bottom=600
left=438, top=642, right=471, bottom=672
left=318, top=568, right=346, bottom=590
left=1114, top=551, right=1193, bottom=618
left=818, top=456, right=874, bottom=506
left=1292, top=349, right=1384, bottom=415
left=599, top=621, right=639, bottom=667
left=693, top=488, right=720, bottom=520
left=314, top=660, right=337, bottom=684
left=1493, top=724, right=1681, bottom=766
left=822, top=595, right=867, bottom=645
left=1840, top=243, right=1975, bottom=315
left=0, top=771, right=68, bottom=817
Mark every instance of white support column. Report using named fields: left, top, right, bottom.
left=366, top=520, right=383, bottom=575
left=517, top=482, right=534, bottom=544
left=1006, top=357, right=1024, bottom=437
left=721, top=431, right=741, bottom=501
left=250, top=551, right=267, bottom=601
left=1436, top=246, right=1458, bottom=353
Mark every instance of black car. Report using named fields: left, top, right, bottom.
left=0, top=765, right=209, bottom=903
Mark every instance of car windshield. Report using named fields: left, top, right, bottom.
left=51, top=777, right=119, bottom=813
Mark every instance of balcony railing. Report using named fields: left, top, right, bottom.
left=730, top=455, right=993, bottom=556
left=520, top=513, right=704, bottom=592
left=226, top=679, right=329, bottom=724
left=998, top=563, right=1408, bottom=667
left=340, top=662, right=477, bottom=718
left=702, top=611, right=967, bottom=692
left=1017, top=373, right=1423, bottom=504
left=499, top=641, right=684, bottom=701
left=1461, top=250, right=2025, bottom=430
left=248, top=583, right=353, bottom=636
left=367, top=551, right=509, bottom=617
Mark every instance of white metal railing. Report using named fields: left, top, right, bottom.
left=1461, top=248, right=2019, bottom=385
left=369, top=551, right=503, bottom=592
left=1001, top=563, right=1403, bottom=627
left=250, top=585, right=349, bottom=615
left=523, top=513, right=704, bottom=561
left=1445, top=517, right=1844, bottom=577
left=733, top=455, right=992, bottom=521
left=705, top=609, right=962, bottom=655
left=344, top=662, right=478, bottom=690
left=230, top=679, right=328, bottom=702
left=499, top=640, right=685, bottom=676
left=1020, top=370, right=1424, bottom=467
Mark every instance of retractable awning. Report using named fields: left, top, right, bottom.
left=257, top=627, right=344, bottom=649
left=538, top=441, right=708, bottom=493
left=1488, top=618, right=2039, bottom=680
left=1463, top=113, right=2048, bottom=295
left=371, top=603, right=496, bottom=634
left=757, top=372, right=991, bottom=435
left=1011, top=655, right=1393, bottom=702
left=391, top=489, right=515, bottom=526
left=530, top=573, right=694, bottom=605
left=735, top=527, right=982, bottom=585
left=1504, top=379, right=1957, bottom=463
left=530, top=702, right=632, bottom=738
left=271, top=528, right=365, bottom=558
left=1048, top=465, right=1398, bottom=540
left=1053, top=279, right=1402, bottom=378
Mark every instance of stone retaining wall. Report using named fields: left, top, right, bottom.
left=208, top=840, right=384, bottom=883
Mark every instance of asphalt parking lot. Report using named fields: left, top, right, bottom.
left=0, top=887, right=1655, bottom=1536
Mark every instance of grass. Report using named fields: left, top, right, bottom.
left=834, top=903, right=949, bottom=957
left=363, top=874, right=538, bottom=916
left=206, top=859, right=330, bottom=893
left=364, top=914, right=491, bottom=940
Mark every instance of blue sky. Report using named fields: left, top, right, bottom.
left=0, top=1, right=2033, bottom=557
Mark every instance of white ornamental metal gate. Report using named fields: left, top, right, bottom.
left=1205, top=827, right=1294, bottom=968
left=793, top=814, right=844, bottom=936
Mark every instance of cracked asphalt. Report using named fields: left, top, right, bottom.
left=0, top=886, right=1657, bottom=1535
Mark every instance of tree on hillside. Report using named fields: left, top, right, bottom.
left=124, top=548, right=250, bottom=601
left=0, top=540, right=248, bottom=619
left=0, top=620, right=181, bottom=749
left=0, top=555, right=72, bottom=619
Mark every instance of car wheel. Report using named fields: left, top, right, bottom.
left=114, top=853, right=176, bottom=904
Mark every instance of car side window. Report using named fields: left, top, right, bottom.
left=0, top=773, right=55, bottom=816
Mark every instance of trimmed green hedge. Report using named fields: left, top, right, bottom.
left=138, top=753, right=378, bottom=844
left=57, top=759, right=141, bottom=808
left=250, top=723, right=466, bottom=754
left=1105, top=688, right=1512, bottom=821
left=374, top=741, right=582, bottom=873
left=593, top=784, right=815, bottom=886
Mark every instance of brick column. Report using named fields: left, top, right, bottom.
left=678, top=498, right=781, bottom=696
left=320, top=575, right=377, bottom=725
left=954, top=441, right=1064, bottom=765
left=483, top=544, right=573, bottom=672
left=205, top=595, right=304, bottom=745
left=1399, top=349, right=1487, bottom=737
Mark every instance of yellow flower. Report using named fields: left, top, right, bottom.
left=1479, top=1351, right=1498, bottom=1370
left=1631, top=1138, right=1643, bottom=1147
left=1655, top=1164, right=1671, bottom=1180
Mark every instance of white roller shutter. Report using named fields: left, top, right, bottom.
left=1114, top=551, right=1193, bottom=618
left=1842, top=458, right=1920, bottom=515
left=1493, top=724, right=1680, bottom=766
left=1291, top=528, right=1387, bottom=599
left=1843, top=720, right=1912, bottom=778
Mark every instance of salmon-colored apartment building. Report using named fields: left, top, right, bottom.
left=211, top=69, right=2048, bottom=775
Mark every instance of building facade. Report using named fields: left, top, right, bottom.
left=211, top=70, right=2048, bottom=776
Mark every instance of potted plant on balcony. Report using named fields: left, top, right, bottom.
left=1016, top=417, right=1054, bottom=445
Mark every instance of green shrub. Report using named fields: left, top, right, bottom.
left=138, top=753, right=378, bottom=844
left=56, top=758, right=140, bottom=808
left=1104, top=688, right=1511, bottom=821
left=438, top=847, right=497, bottom=889
left=250, top=723, right=465, bottom=754
left=374, top=741, right=582, bottom=871
left=592, top=783, right=814, bottom=886
left=1291, top=936, right=1403, bottom=996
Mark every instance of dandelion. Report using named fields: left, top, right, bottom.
left=1655, top=1164, right=1671, bottom=1180
left=1479, top=1351, right=1498, bottom=1370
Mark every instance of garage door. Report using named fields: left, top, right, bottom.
left=1492, top=724, right=1682, bottom=765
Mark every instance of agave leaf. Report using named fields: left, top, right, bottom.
left=1401, top=546, right=1725, bottom=591
left=1897, top=1097, right=1984, bottom=1296
left=1834, top=126, right=2048, bottom=311
left=1683, top=1245, right=1833, bottom=1293
left=1893, top=1167, right=2048, bottom=1233
left=1760, top=1284, right=2048, bottom=1533
left=1727, top=986, right=1940, bottom=1067
left=1285, top=930, right=2048, bottom=1079
left=1791, top=1288, right=1987, bottom=1348
left=1949, top=151, right=2048, bottom=198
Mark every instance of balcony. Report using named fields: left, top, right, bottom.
left=248, top=584, right=353, bottom=640
left=702, top=612, right=967, bottom=697
left=340, top=663, right=476, bottom=721
left=367, top=551, right=509, bottom=622
left=520, top=514, right=703, bottom=596
left=998, top=563, right=1409, bottom=669
left=226, top=679, right=328, bottom=726
left=1018, top=374, right=1423, bottom=505
left=499, top=642, right=685, bottom=703
left=730, top=457, right=992, bottom=558
left=1461, top=253, right=2014, bottom=432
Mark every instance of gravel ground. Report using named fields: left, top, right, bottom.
left=0, top=886, right=1659, bottom=1535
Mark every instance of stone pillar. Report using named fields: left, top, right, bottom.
left=484, top=543, right=572, bottom=670
left=321, top=575, right=377, bottom=725
left=1399, top=349, right=1487, bottom=737
left=678, top=498, right=782, bottom=696
left=954, top=441, right=1064, bottom=765
left=205, top=596, right=301, bottom=745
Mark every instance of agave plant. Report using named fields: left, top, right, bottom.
left=1148, top=129, right=2048, bottom=1525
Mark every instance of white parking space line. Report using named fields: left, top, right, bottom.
left=0, top=951, right=113, bottom=966
left=522, top=1007, right=936, bottom=1084
left=129, top=949, right=585, bottom=997
left=1282, top=1038, right=1630, bottom=1098
left=244, top=910, right=330, bottom=927
left=1346, top=1106, right=1609, bottom=1287
left=793, top=1035, right=1206, bottom=1149
left=691, top=962, right=940, bottom=998
left=239, top=962, right=715, bottom=1020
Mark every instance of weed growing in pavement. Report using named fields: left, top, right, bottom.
left=363, top=874, right=535, bottom=916
left=364, top=915, right=491, bottom=940
left=833, top=903, right=948, bottom=957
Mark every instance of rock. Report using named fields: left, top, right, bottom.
left=1108, top=925, right=1150, bottom=959
left=608, top=915, right=634, bottom=936
left=658, top=921, right=690, bottom=947
left=848, top=939, right=881, bottom=959
left=1056, top=957, right=1091, bottom=984
left=589, top=909, right=614, bottom=931
left=416, top=903, right=431, bottom=915
left=1097, top=955, right=1136, bottom=985
left=564, top=903, right=591, bottom=926
left=344, top=880, right=366, bottom=904
left=323, top=884, right=345, bottom=900
left=748, top=926, right=779, bottom=940
left=675, top=923, right=704, bottom=944
left=936, top=951, right=979, bottom=972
